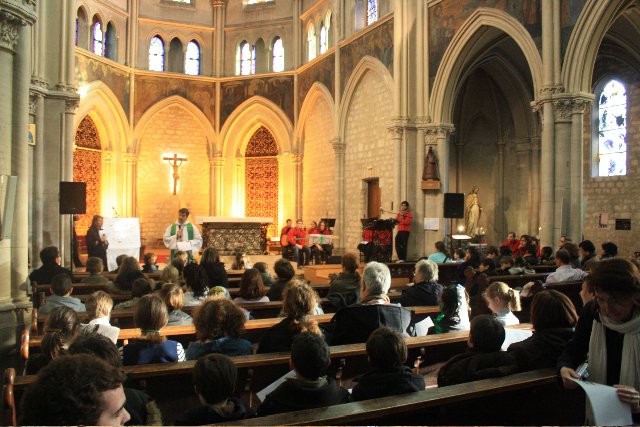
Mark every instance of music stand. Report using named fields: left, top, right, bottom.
left=321, top=218, right=336, bottom=231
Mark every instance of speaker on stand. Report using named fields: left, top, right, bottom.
left=444, top=193, right=465, bottom=259
left=60, top=182, right=86, bottom=269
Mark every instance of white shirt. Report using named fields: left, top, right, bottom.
left=545, top=264, right=588, bottom=284
left=163, top=220, right=203, bottom=253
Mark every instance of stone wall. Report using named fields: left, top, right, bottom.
left=302, top=94, right=336, bottom=225
left=136, top=105, right=210, bottom=247
left=343, top=69, right=393, bottom=251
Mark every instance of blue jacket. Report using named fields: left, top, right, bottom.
left=186, top=336, right=253, bottom=360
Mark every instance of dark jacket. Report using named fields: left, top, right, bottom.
left=29, top=264, right=74, bottom=285
left=201, top=262, right=229, bottom=288
left=122, top=340, right=180, bottom=365
left=186, top=336, right=253, bottom=360
left=508, top=327, right=574, bottom=372
left=174, top=397, right=250, bottom=425
left=266, top=278, right=290, bottom=301
left=437, top=350, right=518, bottom=387
left=114, top=270, right=145, bottom=291
left=400, top=280, right=443, bottom=307
left=124, top=387, right=160, bottom=426
left=257, top=377, right=351, bottom=417
left=351, top=366, right=425, bottom=401
left=581, top=253, right=598, bottom=271
left=85, top=225, right=108, bottom=266
left=256, top=317, right=326, bottom=354
left=330, top=303, right=412, bottom=346
left=328, top=272, right=361, bottom=306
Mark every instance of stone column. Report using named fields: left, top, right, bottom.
left=331, top=138, right=345, bottom=248
left=529, top=137, right=541, bottom=235
left=292, top=154, right=303, bottom=220
left=123, top=153, right=138, bottom=217
left=210, top=155, right=225, bottom=215
left=515, top=139, right=531, bottom=234
left=212, top=0, right=225, bottom=77
left=496, top=138, right=507, bottom=239
left=553, top=99, right=572, bottom=239
left=454, top=138, right=464, bottom=192
left=569, top=97, right=591, bottom=240
left=30, top=91, right=44, bottom=268
left=388, top=123, right=403, bottom=216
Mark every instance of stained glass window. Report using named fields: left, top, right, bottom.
left=307, top=26, right=316, bottom=61
left=185, top=41, right=200, bottom=75
left=93, top=20, right=103, bottom=56
left=320, top=25, right=328, bottom=54
left=272, top=37, right=284, bottom=72
left=597, top=80, right=627, bottom=176
left=367, top=0, right=378, bottom=25
left=149, top=36, right=164, bottom=71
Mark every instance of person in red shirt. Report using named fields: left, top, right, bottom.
left=395, top=201, right=412, bottom=262
left=287, top=220, right=310, bottom=269
left=310, top=220, right=333, bottom=264
left=501, top=232, right=520, bottom=255
left=280, top=219, right=294, bottom=259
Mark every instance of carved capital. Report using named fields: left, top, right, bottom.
left=291, top=154, right=303, bottom=165
left=390, top=116, right=410, bottom=127
left=387, top=125, right=403, bottom=140
left=423, top=124, right=455, bottom=146
left=210, top=157, right=225, bottom=168
left=103, top=151, right=113, bottom=162
left=31, top=76, right=48, bottom=89
left=414, top=116, right=431, bottom=128
left=0, top=10, right=25, bottom=52
left=211, top=0, right=225, bottom=7
left=29, top=91, right=42, bottom=115
left=65, top=98, right=79, bottom=113
left=123, top=153, right=138, bottom=164
left=330, top=138, right=345, bottom=154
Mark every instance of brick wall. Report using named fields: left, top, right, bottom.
left=136, top=105, right=210, bottom=246
left=343, top=70, right=394, bottom=250
left=302, top=96, right=336, bottom=226
left=582, top=67, right=640, bottom=257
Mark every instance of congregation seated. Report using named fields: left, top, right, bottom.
left=156, top=264, right=180, bottom=288
left=484, top=245, right=500, bottom=267
left=267, top=258, right=296, bottom=301
left=81, top=290, right=120, bottom=343
left=507, top=290, right=578, bottom=372
left=68, top=333, right=162, bottom=425
left=38, top=273, right=86, bottom=315
left=256, top=332, right=351, bottom=417
left=109, top=253, right=127, bottom=274
left=25, top=306, right=80, bottom=375
left=483, top=282, right=521, bottom=326
left=231, top=251, right=250, bottom=270
left=234, top=268, right=269, bottom=304
left=501, top=232, right=520, bottom=255
left=172, top=250, right=189, bottom=277
left=451, top=248, right=465, bottom=262
left=159, top=283, right=193, bottom=326
left=176, top=354, right=252, bottom=425
left=545, top=249, right=588, bottom=283
left=254, top=261, right=275, bottom=286
left=429, top=284, right=471, bottom=334
left=121, top=294, right=186, bottom=365
left=427, top=240, right=451, bottom=263
left=600, top=241, right=618, bottom=260
left=524, top=244, right=540, bottom=266
left=327, top=252, right=361, bottom=308
left=563, top=242, right=582, bottom=268
left=400, top=259, right=443, bottom=307
left=113, top=277, right=153, bottom=310
left=511, top=256, right=535, bottom=275
left=114, top=256, right=145, bottom=292
left=437, top=315, right=518, bottom=387
left=28, top=246, right=73, bottom=284
left=351, top=327, right=425, bottom=401
left=257, top=281, right=323, bottom=354
left=478, top=258, right=497, bottom=276
left=20, top=354, right=131, bottom=426
left=578, top=239, right=598, bottom=272
left=515, top=234, right=532, bottom=257
left=200, top=247, right=229, bottom=288
left=183, top=261, right=229, bottom=306
left=540, top=246, right=555, bottom=265
left=457, top=247, right=481, bottom=281
left=330, top=262, right=412, bottom=345
left=141, top=252, right=159, bottom=273
left=80, top=256, right=112, bottom=286
left=185, top=299, right=252, bottom=360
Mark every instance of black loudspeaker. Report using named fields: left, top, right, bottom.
left=59, top=182, right=87, bottom=214
left=444, top=193, right=465, bottom=218
left=327, top=256, right=341, bottom=265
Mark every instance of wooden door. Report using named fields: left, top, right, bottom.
left=367, top=179, right=380, bottom=218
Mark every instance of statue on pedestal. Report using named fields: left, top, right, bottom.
left=465, top=186, right=481, bottom=237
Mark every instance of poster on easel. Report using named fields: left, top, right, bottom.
left=102, top=217, right=140, bottom=271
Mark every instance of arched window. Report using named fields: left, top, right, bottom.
left=307, top=26, right=316, bottom=61
left=319, top=25, right=328, bottom=54
left=238, top=41, right=254, bottom=75
left=185, top=41, right=200, bottom=75
left=272, top=37, right=284, bottom=72
left=76, top=8, right=88, bottom=49
left=92, top=18, right=103, bottom=56
left=105, top=22, right=116, bottom=61
left=367, top=0, right=378, bottom=25
left=168, top=38, right=184, bottom=73
left=595, top=79, right=627, bottom=176
left=254, top=38, right=266, bottom=73
left=149, top=36, right=164, bottom=71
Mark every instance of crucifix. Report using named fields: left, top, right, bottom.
left=163, top=153, right=188, bottom=195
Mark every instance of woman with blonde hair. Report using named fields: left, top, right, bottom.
left=483, top=281, right=521, bottom=325
left=256, top=281, right=323, bottom=353
left=159, top=283, right=193, bottom=326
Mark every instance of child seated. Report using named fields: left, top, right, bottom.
left=483, top=281, right=521, bottom=325
left=39, top=273, right=86, bottom=314
left=351, top=327, right=425, bottom=401
left=430, top=285, right=471, bottom=334
left=80, top=257, right=111, bottom=285
left=437, top=314, right=518, bottom=386
left=142, top=252, right=159, bottom=273
left=257, top=332, right=351, bottom=416
left=175, top=354, right=251, bottom=425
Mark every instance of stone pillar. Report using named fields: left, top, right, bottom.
left=30, top=91, right=44, bottom=268
left=496, top=138, right=507, bottom=239
left=210, top=156, right=224, bottom=216
left=292, top=154, right=303, bottom=220
left=529, top=137, right=541, bottom=235
left=454, top=138, right=464, bottom=192
left=569, top=98, right=590, bottom=240
left=553, top=99, right=572, bottom=239
left=388, top=123, right=403, bottom=215
left=331, top=138, right=345, bottom=248
left=212, top=0, right=225, bottom=77
left=515, top=139, right=531, bottom=234
left=123, top=153, right=137, bottom=217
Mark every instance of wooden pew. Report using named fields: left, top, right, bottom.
left=221, top=368, right=583, bottom=426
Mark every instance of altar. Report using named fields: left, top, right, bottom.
left=195, top=217, right=273, bottom=255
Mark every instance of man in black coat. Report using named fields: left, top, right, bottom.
left=400, top=259, right=443, bottom=307
left=29, top=246, right=74, bottom=284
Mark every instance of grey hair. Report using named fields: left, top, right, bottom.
left=415, top=259, right=439, bottom=282
left=362, top=261, right=391, bottom=296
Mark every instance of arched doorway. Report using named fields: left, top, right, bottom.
left=73, top=115, right=102, bottom=236
left=245, top=126, right=279, bottom=238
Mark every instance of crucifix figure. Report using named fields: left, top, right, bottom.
left=163, top=153, right=188, bottom=195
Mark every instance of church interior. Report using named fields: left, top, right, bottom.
left=1, top=0, right=640, bottom=423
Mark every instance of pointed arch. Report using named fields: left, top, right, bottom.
left=133, top=95, right=216, bottom=155
left=296, top=82, right=335, bottom=143
left=430, top=7, right=543, bottom=124
left=562, top=0, right=634, bottom=93
left=339, top=55, right=392, bottom=142
left=220, top=96, right=293, bottom=157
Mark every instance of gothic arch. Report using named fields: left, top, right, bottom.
left=430, top=7, right=543, bottom=124
left=133, top=95, right=216, bottom=155
left=562, top=0, right=636, bottom=93
left=338, top=55, right=393, bottom=142
left=296, top=82, right=335, bottom=145
left=220, top=96, right=293, bottom=157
